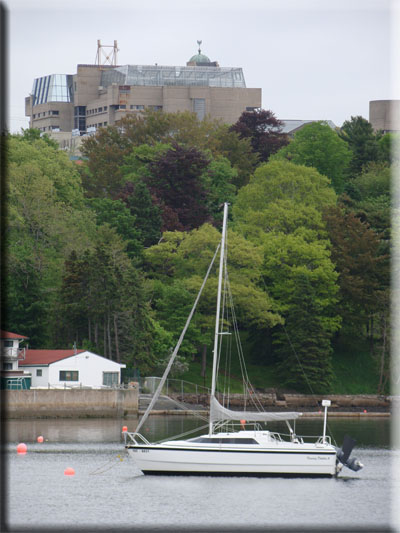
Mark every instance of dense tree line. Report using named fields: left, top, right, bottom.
left=3, top=110, right=394, bottom=393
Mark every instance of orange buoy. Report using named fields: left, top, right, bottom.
left=122, top=426, right=128, bottom=433
left=64, top=467, right=75, bottom=476
left=37, top=436, right=44, bottom=443
left=17, top=443, right=27, bottom=454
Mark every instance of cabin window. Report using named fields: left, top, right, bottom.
left=103, top=372, right=119, bottom=387
left=59, top=370, right=79, bottom=381
left=36, top=369, right=42, bottom=377
left=3, top=362, right=12, bottom=370
left=3, top=340, right=13, bottom=347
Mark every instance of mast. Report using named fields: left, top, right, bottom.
left=209, top=202, right=229, bottom=435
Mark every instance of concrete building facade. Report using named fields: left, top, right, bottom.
left=369, top=100, right=400, bottom=133
left=25, top=46, right=261, bottom=150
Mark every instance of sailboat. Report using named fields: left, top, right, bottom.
left=125, top=203, right=363, bottom=477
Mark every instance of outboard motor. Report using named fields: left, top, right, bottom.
left=335, top=434, right=364, bottom=472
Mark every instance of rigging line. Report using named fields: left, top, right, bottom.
left=225, top=268, right=265, bottom=413
left=156, top=423, right=210, bottom=444
left=135, top=242, right=221, bottom=435
left=156, top=394, right=209, bottom=423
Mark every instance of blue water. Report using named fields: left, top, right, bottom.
left=4, top=416, right=398, bottom=531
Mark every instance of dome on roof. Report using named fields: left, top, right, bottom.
left=189, top=52, right=211, bottom=64
left=188, top=40, right=211, bottom=64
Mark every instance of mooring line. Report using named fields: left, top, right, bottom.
left=89, top=453, right=125, bottom=475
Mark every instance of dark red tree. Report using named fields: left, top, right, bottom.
left=146, top=143, right=211, bottom=232
left=231, top=109, right=289, bottom=162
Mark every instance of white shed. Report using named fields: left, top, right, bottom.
left=19, top=349, right=126, bottom=389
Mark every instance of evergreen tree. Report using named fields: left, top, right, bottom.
left=339, top=116, right=380, bottom=177
left=273, top=273, right=334, bottom=393
left=117, top=180, right=162, bottom=248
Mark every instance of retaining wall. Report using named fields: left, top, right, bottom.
left=173, top=393, right=391, bottom=411
left=2, top=388, right=139, bottom=419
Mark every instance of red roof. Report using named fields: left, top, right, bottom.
left=0, top=330, right=29, bottom=340
left=19, top=349, right=86, bottom=366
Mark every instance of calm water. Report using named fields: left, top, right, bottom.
left=4, top=416, right=399, bottom=532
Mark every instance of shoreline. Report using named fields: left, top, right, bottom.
left=139, top=410, right=391, bottom=418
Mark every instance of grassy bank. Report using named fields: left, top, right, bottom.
left=178, top=336, right=382, bottom=395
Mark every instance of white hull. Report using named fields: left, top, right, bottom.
left=126, top=431, right=338, bottom=477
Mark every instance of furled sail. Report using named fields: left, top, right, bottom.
left=210, top=396, right=301, bottom=423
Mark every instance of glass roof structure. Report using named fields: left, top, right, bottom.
left=100, top=65, right=246, bottom=89
left=31, top=74, right=73, bottom=105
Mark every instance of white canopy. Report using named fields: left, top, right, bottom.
left=210, top=397, right=301, bottom=423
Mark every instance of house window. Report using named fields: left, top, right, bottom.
left=103, top=372, right=119, bottom=387
left=3, top=362, right=12, bottom=370
left=3, top=340, right=13, bottom=347
left=36, top=369, right=42, bottom=377
left=59, top=370, right=79, bottom=381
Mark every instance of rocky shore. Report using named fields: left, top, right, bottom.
left=167, top=392, right=392, bottom=413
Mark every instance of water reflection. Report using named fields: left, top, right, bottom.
left=5, top=415, right=391, bottom=448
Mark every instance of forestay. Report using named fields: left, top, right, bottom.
left=210, top=397, right=301, bottom=423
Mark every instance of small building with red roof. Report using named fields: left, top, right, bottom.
left=19, top=348, right=126, bottom=389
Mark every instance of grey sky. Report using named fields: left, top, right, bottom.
left=6, top=0, right=396, bottom=133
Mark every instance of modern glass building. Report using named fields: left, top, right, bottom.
left=25, top=45, right=261, bottom=146
left=31, top=74, right=73, bottom=105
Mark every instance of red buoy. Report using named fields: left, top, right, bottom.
left=37, top=436, right=44, bottom=443
left=17, top=443, right=27, bottom=454
left=122, top=426, right=128, bottom=433
left=64, top=467, right=75, bottom=476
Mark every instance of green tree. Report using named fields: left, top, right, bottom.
left=324, top=204, right=389, bottom=347
left=339, top=116, right=380, bottom=177
left=117, top=180, right=163, bottom=247
left=6, top=135, right=96, bottom=346
left=86, top=197, right=143, bottom=259
left=272, top=121, right=352, bottom=193
left=233, top=160, right=340, bottom=390
left=57, top=226, right=161, bottom=371
left=144, top=223, right=282, bottom=375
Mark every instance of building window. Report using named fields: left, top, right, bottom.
left=3, top=362, right=12, bottom=370
left=104, top=121, right=107, bottom=126
left=36, top=369, right=42, bottom=377
left=3, top=340, right=13, bottom=347
left=51, top=110, right=59, bottom=115
left=103, top=372, right=119, bottom=387
left=193, top=98, right=205, bottom=121
left=104, top=106, right=107, bottom=111
left=130, top=104, right=145, bottom=110
left=119, top=105, right=126, bottom=110
left=98, top=107, right=103, bottom=112
left=59, top=370, right=79, bottom=381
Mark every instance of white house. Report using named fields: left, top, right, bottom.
left=0, top=330, right=31, bottom=389
left=19, top=349, right=126, bottom=388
